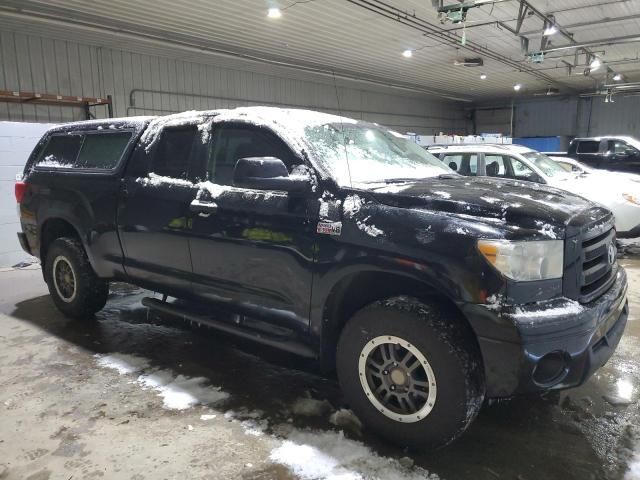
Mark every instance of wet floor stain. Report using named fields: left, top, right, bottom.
left=2, top=258, right=640, bottom=480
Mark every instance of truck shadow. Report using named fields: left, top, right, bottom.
left=8, top=284, right=623, bottom=480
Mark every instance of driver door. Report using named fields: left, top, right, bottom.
left=188, top=123, right=317, bottom=332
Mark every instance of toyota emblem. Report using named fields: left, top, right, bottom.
left=608, top=243, right=617, bottom=265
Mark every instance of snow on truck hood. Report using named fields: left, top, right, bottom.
left=365, top=176, right=611, bottom=236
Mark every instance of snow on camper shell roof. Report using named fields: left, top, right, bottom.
left=47, top=116, right=156, bottom=134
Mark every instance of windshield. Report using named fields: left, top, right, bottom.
left=619, top=136, right=640, bottom=151
left=521, top=151, right=571, bottom=178
left=304, top=123, right=451, bottom=187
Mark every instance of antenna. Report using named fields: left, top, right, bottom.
left=332, top=70, right=353, bottom=188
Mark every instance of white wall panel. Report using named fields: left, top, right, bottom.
left=0, top=121, right=55, bottom=267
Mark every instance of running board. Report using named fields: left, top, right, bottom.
left=141, top=297, right=316, bottom=358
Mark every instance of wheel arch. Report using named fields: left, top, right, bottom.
left=318, top=269, right=480, bottom=372
left=39, top=217, right=86, bottom=269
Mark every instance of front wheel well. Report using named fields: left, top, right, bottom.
left=320, top=271, right=478, bottom=372
left=40, top=218, right=82, bottom=264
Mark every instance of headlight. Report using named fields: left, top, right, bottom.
left=622, top=193, right=640, bottom=205
left=477, top=239, right=563, bottom=281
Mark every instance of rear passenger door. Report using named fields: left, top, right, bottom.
left=574, top=140, right=602, bottom=167
left=188, top=123, right=316, bottom=332
left=118, top=123, right=205, bottom=293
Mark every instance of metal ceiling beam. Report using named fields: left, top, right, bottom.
left=519, top=13, right=640, bottom=37
left=539, top=34, right=640, bottom=54
left=346, top=0, right=563, bottom=87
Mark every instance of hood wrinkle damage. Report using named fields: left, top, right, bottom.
left=365, top=177, right=610, bottom=237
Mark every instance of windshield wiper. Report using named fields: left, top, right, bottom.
left=361, top=174, right=460, bottom=185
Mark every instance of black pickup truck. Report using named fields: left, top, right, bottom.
left=548, top=136, right=640, bottom=173
left=16, top=107, right=628, bottom=448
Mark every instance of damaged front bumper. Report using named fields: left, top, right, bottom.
left=461, top=267, right=628, bottom=398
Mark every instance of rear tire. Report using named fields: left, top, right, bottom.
left=44, top=237, right=108, bottom=318
left=336, top=296, right=485, bottom=449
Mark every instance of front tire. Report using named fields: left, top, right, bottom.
left=336, top=296, right=485, bottom=449
left=44, top=237, right=108, bottom=318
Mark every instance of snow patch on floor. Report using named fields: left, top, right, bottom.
left=95, top=353, right=150, bottom=375
left=94, top=353, right=228, bottom=410
left=137, top=372, right=228, bottom=410
left=269, top=430, right=439, bottom=480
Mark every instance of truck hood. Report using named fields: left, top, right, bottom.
left=362, top=176, right=610, bottom=233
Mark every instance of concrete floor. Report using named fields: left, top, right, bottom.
left=0, top=258, right=639, bottom=480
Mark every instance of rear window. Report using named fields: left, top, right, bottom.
left=576, top=141, right=599, bottom=154
left=76, top=132, right=133, bottom=169
left=37, top=135, right=83, bottom=167
left=35, top=131, right=133, bottom=170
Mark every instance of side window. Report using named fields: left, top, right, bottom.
left=611, top=140, right=638, bottom=155
left=484, top=155, right=506, bottom=178
left=151, top=126, right=198, bottom=180
left=209, top=125, right=297, bottom=186
left=442, top=154, right=462, bottom=172
left=508, top=157, right=538, bottom=182
left=576, top=141, right=599, bottom=154
left=76, top=132, right=132, bottom=169
left=36, top=135, right=83, bottom=167
left=442, top=153, right=478, bottom=176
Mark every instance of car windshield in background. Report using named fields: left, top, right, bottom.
left=304, top=123, right=451, bottom=187
left=521, top=151, right=570, bottom=178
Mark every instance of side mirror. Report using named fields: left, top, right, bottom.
left=233, top=157, right=311, bottom=193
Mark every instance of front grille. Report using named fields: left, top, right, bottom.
left=578, top=226, right=617, bottom=302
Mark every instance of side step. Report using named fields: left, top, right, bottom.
left=141, top=297, right=317, bottom=359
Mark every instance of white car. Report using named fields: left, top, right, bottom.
left=429, top=144, right=640, bottom=237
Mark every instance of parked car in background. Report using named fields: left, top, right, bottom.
left=547, top=136, right=640, bottom=174
left=551, top=156, right=640, bottom=183
left=430, top=144, right=640, bottom=237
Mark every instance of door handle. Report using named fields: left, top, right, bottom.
left=190, top=199, right=218, bottom=217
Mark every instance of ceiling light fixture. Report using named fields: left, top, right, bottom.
left=402, top=49, right=413, bottom=58
left=480, top=73, right=487, bottom=79
left=267, top=7, right=282, bottom=18
left=543, top=24, right=558, bottom=36
left=514, top=83, right=522, bottom=91
left=590, top=58, right=601, bottom=70
left=613, top=73, right=623, bottom=81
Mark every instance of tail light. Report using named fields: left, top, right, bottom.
left=15, top=181, right=27, bottom=203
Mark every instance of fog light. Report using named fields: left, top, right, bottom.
left=532, top=351, right=570, bottom=387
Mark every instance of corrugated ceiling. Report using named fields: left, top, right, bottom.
left=1, top=0, right=638, bottom=101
